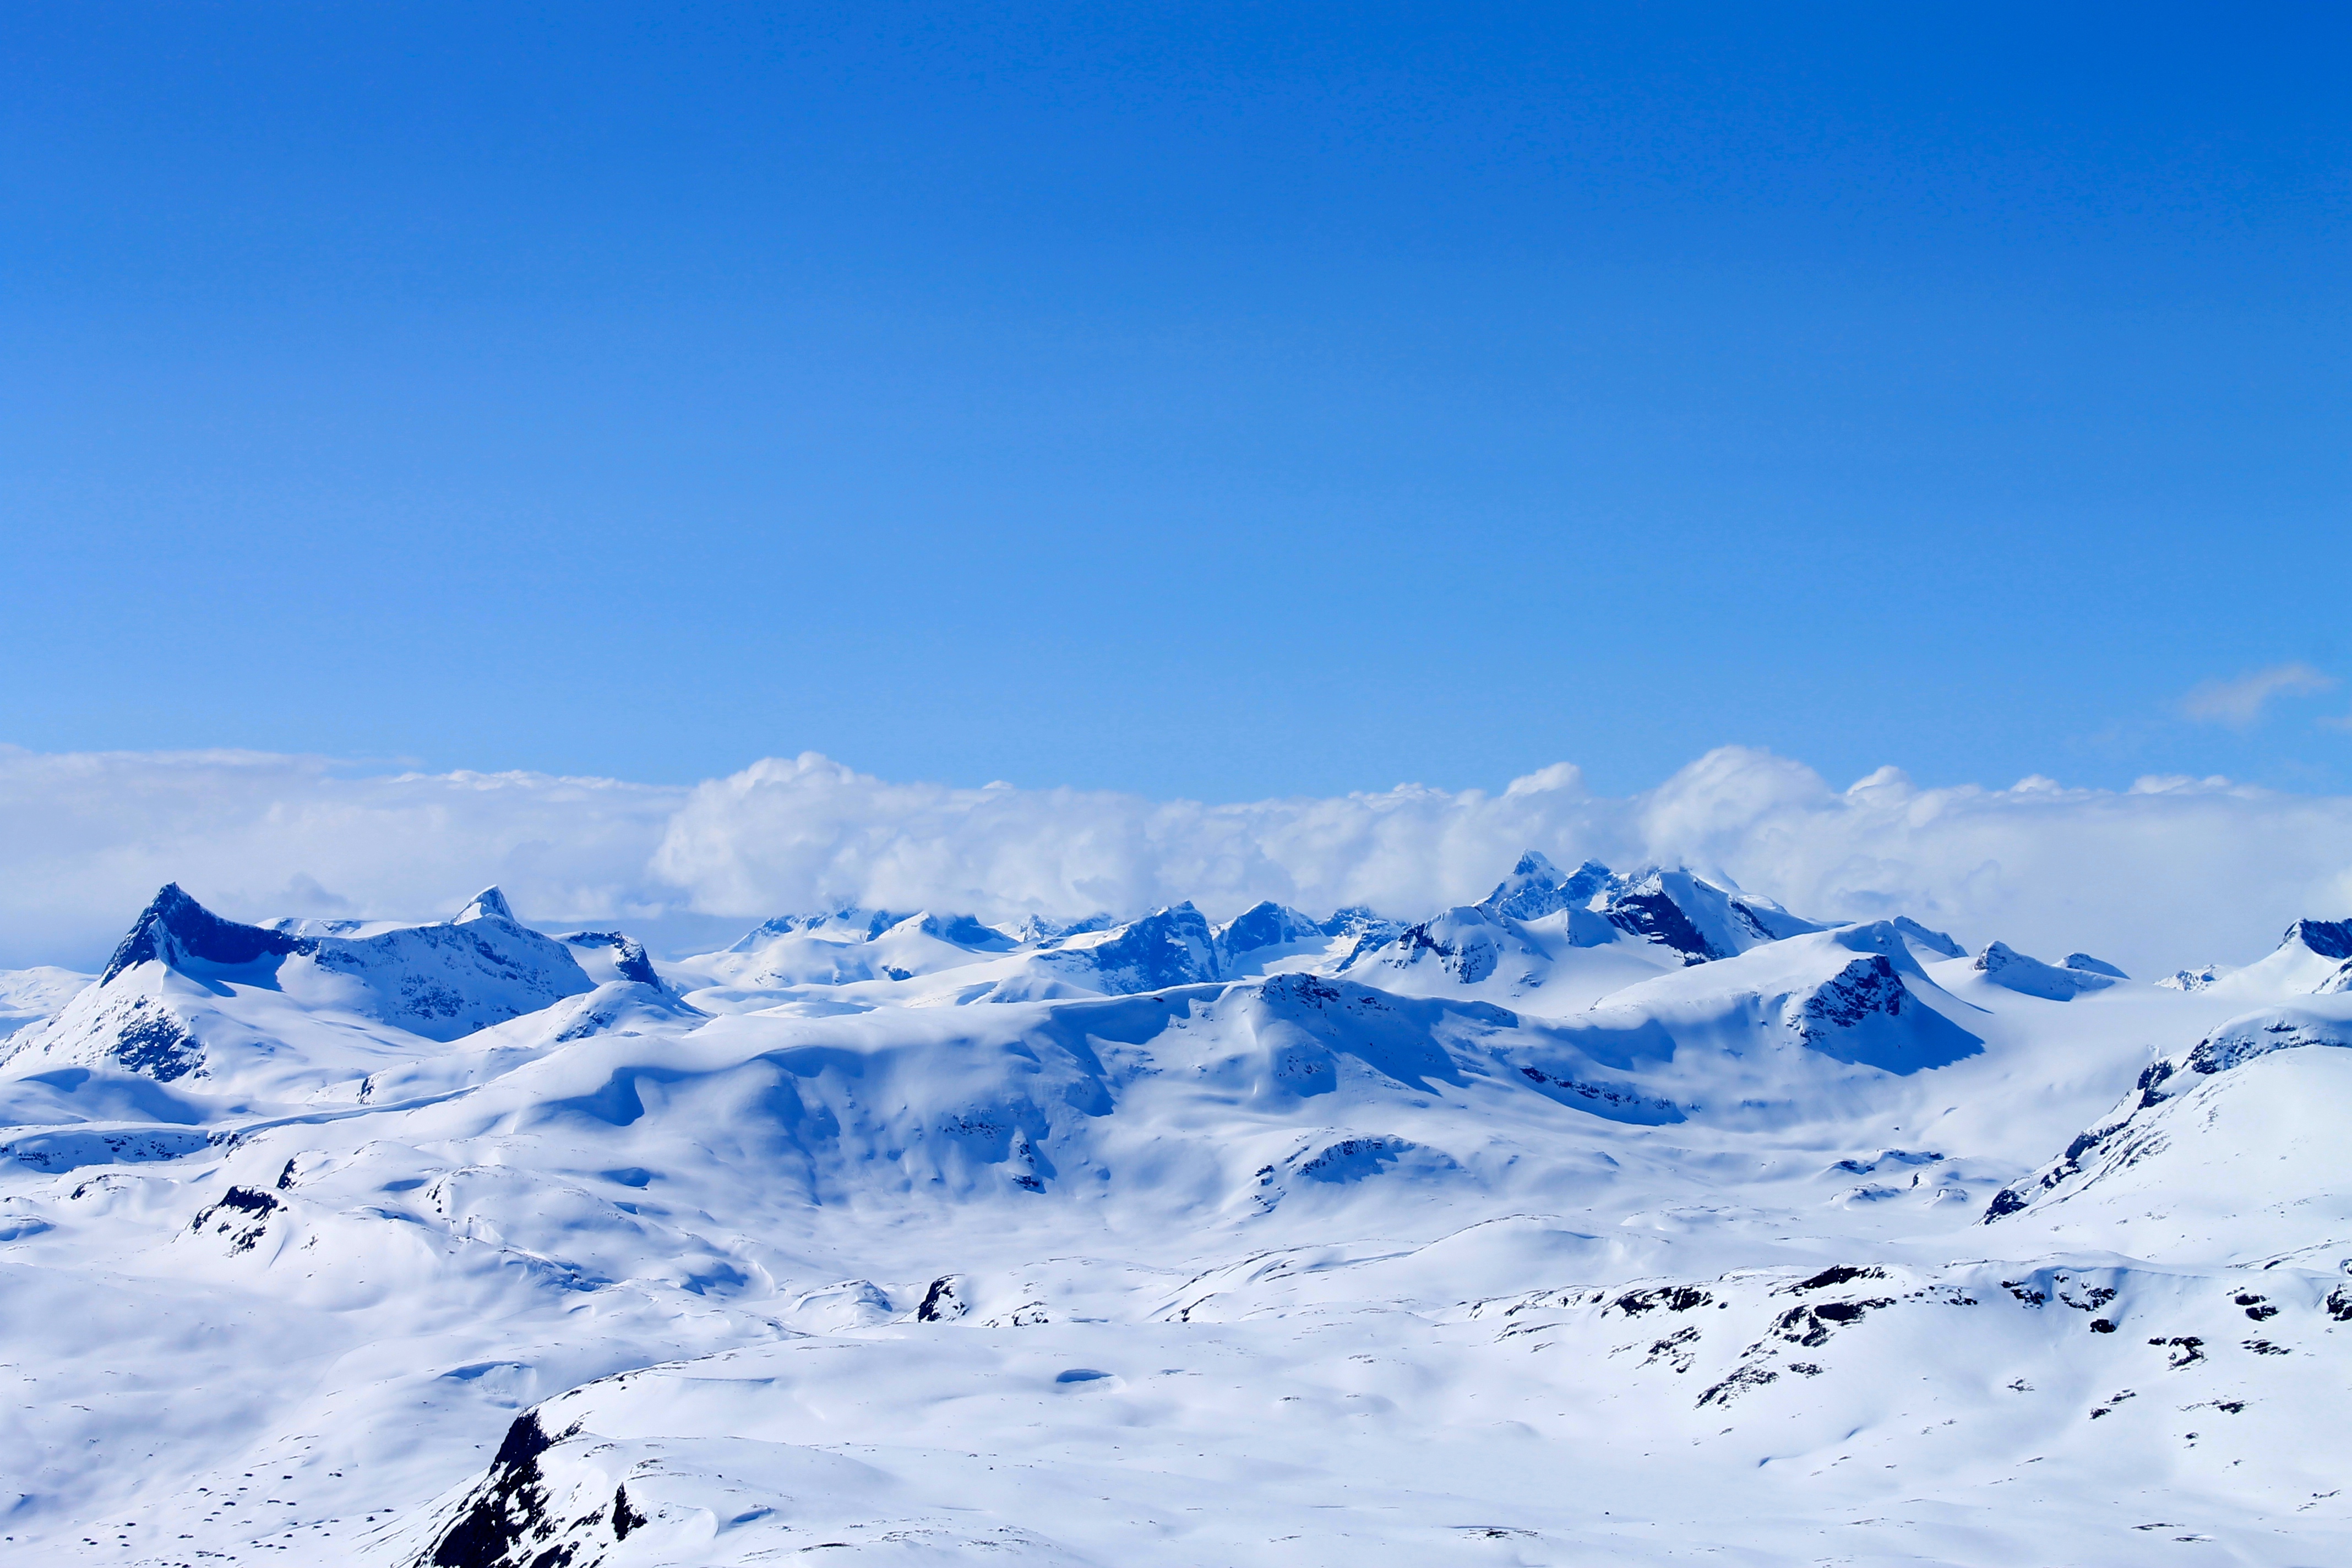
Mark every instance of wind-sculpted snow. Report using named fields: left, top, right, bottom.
left=385, top=1250, right=2352, bottom=1568
left=9, top=858, right=2352, bottom=1564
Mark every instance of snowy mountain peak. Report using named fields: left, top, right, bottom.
left=725, top=907, right=911, bottom=949
left=1215, top=900, right=1324, bottom=964
left=906, top=912, right=1017, bottom=951
left=1784, top=951, right=1981, bottom=1072
left=1590, top=867, right=1823, bottom=965
left=2280, top=917, right=2352, bottom=962
left=1477, top=851, right=1611, bottom=922
left=1972, top=940, right=2116, bottom=999
left=1598, top=869, right=1725, bottom=962
left=1039, top=902, right=1219, bottom=994
left=559, top=930, right=664, bottom=987
left=453, top=885, right=519, bottom=925
left=1890, top=916, right=1964, bottom=959
left=99, top=883, right=302, bottom=985
left=31, top=879, right=600, bottom=1086
left=1320, top=905, right=1393, bottom=938
left=2176, top=915, right=2352, bottom=999
left=1010, top=912, right=1115, bottom=948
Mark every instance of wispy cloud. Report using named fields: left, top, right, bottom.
left=2179, top=663, right=2336, bottom=727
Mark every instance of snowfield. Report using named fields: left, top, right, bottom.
left=4, top=853, right=2351, bottom=1566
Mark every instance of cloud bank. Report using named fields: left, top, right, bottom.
left=7, top=744, right=2352, bottom=979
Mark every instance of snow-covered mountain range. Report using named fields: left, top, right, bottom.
left=5, top=852, right=2351, bottom=1565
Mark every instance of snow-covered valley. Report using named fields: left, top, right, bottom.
left=5, top=854, right=2350, bottom=1566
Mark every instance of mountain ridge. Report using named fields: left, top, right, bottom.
left=7, top=857, right=2352, bottom=1565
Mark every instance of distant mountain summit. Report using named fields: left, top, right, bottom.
left=19, top=884, right=594, bottom=1087
left=1969, top=940, right=2117, bottom=1000
left=1476, top=851, right=1613, bottom=922
left=100, top=883, right=305, bottom=984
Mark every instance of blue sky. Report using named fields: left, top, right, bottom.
left=6, top=3, right=2348, bottom=799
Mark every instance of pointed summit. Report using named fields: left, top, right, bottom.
left=455, top=886, right=519, bottom=925
left=2280, top=918, right=2352, bottom=963
left=100, top=883, right=302, bottom=985
left=1479, top=852, right=1611, bottom=923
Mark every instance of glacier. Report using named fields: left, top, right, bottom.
left=3, top=854, right=2351, bottom=1565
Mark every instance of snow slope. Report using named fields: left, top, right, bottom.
left=3, top=862, right=2349, bottom=1566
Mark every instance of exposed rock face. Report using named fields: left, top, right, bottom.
left=1784, top=952, right=1983, bottom=1072
left=101, top=884, right=304, bottom=984
left=2283, top=918, right=2352, bottom=962
left=422, top=1412, right=571, bottom=1568
left=1603, top=879, right=1727, bottom=963
left=20, top=885, right=596, bottom=1085
left=1984, top=1004, right=2352, bottom=1223
left=1215, top=901, right=1325, bottom=968
left=1477, top=852, right=1613, bottom=923
left=1790, top=956, right=1910, bottom=1043
left=1043, top=902, right=1220, bottom=994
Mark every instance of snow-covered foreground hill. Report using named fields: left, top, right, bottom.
left=4, top=856, right=2350, bottom=1566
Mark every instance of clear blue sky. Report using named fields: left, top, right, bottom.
left=6, top=3, right=2348, bottom=799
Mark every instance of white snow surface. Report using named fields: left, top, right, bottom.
left=6, top=858, right=2352, bottom=1566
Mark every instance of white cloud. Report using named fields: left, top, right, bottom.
left=0, top=747, right=687, bottom=969
left=7, top=744, right=2352, bottom=980
left=2179, top=663, right=2335, bottom=727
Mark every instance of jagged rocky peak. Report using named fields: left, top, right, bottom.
left=2282, top=918, right=2352, bottom=962
left=1598, top=869, right=1724, bottom=962
left=1010, top=912, right=1114, bottom=947
left=1598, top=866, right=1823, bottom=963
left=1478, top=851, right=1613, bottom=922
left=453, top=886, right=519, bottom=925
left=1320, top=905, right=1396, bottom=939
left=1357, top=852, right=1824, bottom=974
left=1216, top=900, right=1324, bottom=960
left=1041, top=901, right=1220, bottom=993
left=100, top=883, right=303, bottom=984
